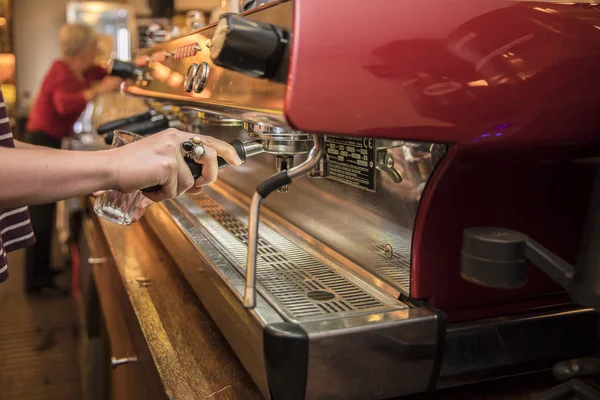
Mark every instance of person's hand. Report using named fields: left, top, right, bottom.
left=94, top=76, right=124, bottom=95
left=93, top=191, right=153, bottom=222
left=108, top=129, right=242, bottom=202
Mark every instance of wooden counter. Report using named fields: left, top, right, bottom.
left=79, top=199, right=261, bottom=400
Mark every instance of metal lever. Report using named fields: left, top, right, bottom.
left=376, top=150, right=403, bottom=184
left=142, top=140, right=263, bottom=193
left=243, top=135, right=325, bottom=309
left=111, top=356, right=137, bottom=368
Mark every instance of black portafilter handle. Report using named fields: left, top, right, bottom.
left=107, top=59, right=138, bottom=80
left=142, top=139, right=249, bottom=193
left=103, top=116, right=170, bottom=145
left=97, top=111, right=153, bottom=136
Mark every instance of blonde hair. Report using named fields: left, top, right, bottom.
left=59, top=23, right=97, bottom=57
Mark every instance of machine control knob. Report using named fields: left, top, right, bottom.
left=192, top=62, right=210, bottom=93
left=184, top=63, right=199, bottom=92
left=107, top=59, right=140, bottom=80
left=210, top=14, right=287, bottom=79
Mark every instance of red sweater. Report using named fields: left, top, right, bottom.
left=27, top=60, right=107, bottom=139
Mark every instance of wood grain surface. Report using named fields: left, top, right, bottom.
left=95, top=208, right=261, bottom=400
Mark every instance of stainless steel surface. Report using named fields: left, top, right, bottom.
left=124, top=1, right=293, bottom=127
left=245, top=135, right=325, bottom=309
left=244, top=122, right=314, bottom=155
left=197, top=111, right=243, bottom=126
left=245, top=191, right=261, bottom=309
left=214, top=130, right=441, bottom=296
left=175, top=186, right=403, bottom=320
left=243, top=141, right=266, bottom=158
left=302, top=308, right=439, bottom=400
left=143, top=196, right=440, bottom=399
left=110, top=356, right=138, bottom=368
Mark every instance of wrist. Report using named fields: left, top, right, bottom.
left=98, top=149, right=121, bottom=190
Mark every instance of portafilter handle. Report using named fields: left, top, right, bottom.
left=97, top=111, right=154, bottom=136
left=142, top=140, right=263, bottom=193
left=102, top=116, right=170, bottom=145
left=107, top=59, right=140, bottom=80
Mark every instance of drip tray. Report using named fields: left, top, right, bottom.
left=169, top=192, right=408, bottom=323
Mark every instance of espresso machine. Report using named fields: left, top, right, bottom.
left=99, top=1, right=600, bottom=398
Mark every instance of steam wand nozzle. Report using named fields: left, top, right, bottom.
left=242, top=135, right=325, bottom=309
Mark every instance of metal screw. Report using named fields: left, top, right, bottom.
left=385, top=154, right=395, bottom=169
left=384, top=244, right=393, bottom=259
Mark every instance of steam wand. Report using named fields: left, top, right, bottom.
left=243, top=135, right=325, bottom=309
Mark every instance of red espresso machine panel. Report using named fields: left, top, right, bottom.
left=285, top=0, right=600, bottom=319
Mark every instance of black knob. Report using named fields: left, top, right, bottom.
left=460, top=227, right=528, bottom=289
left=107, top=59, right=139, bottom=80
left=210, top=14, right=287, bottom=80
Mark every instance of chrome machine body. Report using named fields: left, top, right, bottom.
left=105, top=1, right=600, bottom=398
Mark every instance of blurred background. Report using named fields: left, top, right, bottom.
left=0, top=2, right=237, bottom=398
left=5, top=0, right=236, bottom=141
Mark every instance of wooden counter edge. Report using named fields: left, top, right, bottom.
left=85, top=197, right=261, bottom=400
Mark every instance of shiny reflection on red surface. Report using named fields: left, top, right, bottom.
left=285, top=0, right=600, bottom=319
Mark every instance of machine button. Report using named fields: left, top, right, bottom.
left=184, top=63, right=199, bottom=92
left=210, top=14, right=288, bottom=79
left=192, top=62, right=210, bottom=93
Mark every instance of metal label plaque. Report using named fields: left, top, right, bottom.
left=325, top=136, right=376, bottom=192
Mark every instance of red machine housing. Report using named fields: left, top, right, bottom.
left=284, top=0, right=600, bottom=320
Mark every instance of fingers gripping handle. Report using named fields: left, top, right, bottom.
left=142, top=139, right=247, bottom=193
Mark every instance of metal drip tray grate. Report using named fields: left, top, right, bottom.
left=181, top=194, right=404, bottom=322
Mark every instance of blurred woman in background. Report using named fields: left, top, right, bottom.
left=24, top=23, right=123, bottom=294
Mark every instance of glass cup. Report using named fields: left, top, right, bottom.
left=94, top=130, right=144, bottom=226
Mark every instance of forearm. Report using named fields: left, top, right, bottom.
left=14, top=140, right=44, bottom=150
left=0, top=147, right=116, bottom=208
